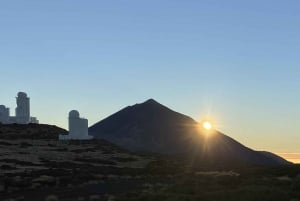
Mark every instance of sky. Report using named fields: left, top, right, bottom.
left=0, top=0, right=300, bottom=155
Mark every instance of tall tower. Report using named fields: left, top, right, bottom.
left=15, top=92, right=30, bottom=124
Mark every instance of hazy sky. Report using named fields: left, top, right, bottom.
left=1, top=1, right=300, bottom=153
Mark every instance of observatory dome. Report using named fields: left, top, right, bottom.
left=69, top=110, right=80, bottom=118
left=17, top=92, right=27, bottom=98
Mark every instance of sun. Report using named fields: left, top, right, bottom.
left=202, top=121, right=212, bottom=130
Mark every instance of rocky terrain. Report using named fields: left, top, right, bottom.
left=0, top=138, right=153, bottom=201
left=0, top=124, right=67, bottom=139
left=0, top=137, right=300, bottom=201
left=0, top=129, right=299, bottom=201
left=0, top=101, right=298, bottom=201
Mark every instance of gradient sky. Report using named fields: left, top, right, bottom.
left=1, top=1, right=300, bottom=154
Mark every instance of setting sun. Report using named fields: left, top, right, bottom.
left=202, top=121, right=212, bottom=130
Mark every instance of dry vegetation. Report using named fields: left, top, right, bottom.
left=0, top=138, right=153, bottom=201
left=0, top=127, right=300, bottom=201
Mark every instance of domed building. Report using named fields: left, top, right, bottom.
left=69, top=110, right=80, bottom=118
left=59, top=110, right=92, bottom=140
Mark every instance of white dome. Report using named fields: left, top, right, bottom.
left=69, top=110, right=80, bottom=118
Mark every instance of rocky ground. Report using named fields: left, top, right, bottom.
left=0, top=124, right=67, bottom=140
left=0, top=138, right=156, bottom=201
left=0, top=133, right=300, bottom=201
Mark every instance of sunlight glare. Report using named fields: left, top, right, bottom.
left=203, top=121, right=212, bottom=130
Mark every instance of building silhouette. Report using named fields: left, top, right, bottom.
left=0, top=105, right=10, bottom=124
left=0, top=92, right=38, bottom=124
left=15, top=92, right=30, bottom=124
left=59, top=110, right=92, bottom=140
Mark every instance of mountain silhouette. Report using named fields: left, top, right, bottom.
left=89, top=99, right=291, bottom=166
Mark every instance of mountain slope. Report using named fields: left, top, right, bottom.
left=0, top=123, right=67, bottom=139
left=89, top=99, right=291, bottom=166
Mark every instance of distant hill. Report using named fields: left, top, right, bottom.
left=0, top=123, right=67, bottom=139
left=89, top=99, right=291, bottom=166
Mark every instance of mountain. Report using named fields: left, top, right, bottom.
left=0, top=123, right=67, bottom=139
left=89, top=99, right=291, bottom=166
left=259, top=151, right=292, bottom=165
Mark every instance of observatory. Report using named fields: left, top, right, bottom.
left=0, top=105, right=10, bottom=124
left=0, top=92, right=38, bottom=124
left=15, top=92, right=30, bottom=124
left=59, top=110, right=92, bottom=140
